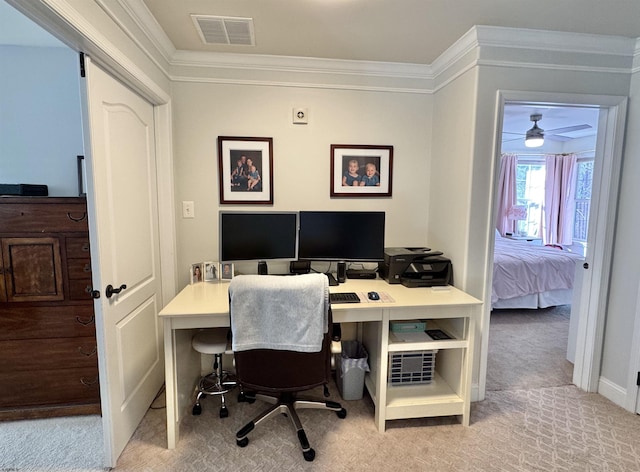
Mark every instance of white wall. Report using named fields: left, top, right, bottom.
left=602, top=65, right=640, bottom=388
left=0, top=46, right=83, bottom=196
left=171, top=81, right=432, bottom=286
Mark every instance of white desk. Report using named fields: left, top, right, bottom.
left=159, top=278, right=481, bottom=449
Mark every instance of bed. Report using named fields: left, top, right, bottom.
left=492, top=233, right=584, bottom=310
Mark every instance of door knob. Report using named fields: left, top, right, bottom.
left=105, top=284, right=127, bottom=298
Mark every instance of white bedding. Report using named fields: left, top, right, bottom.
left=492, top=236, right=583, bottom=309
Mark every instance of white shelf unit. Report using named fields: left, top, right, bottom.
left=362, top=304, right=477, bottom=432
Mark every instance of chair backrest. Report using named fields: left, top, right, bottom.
left=229, top=274, right=332, bottom=393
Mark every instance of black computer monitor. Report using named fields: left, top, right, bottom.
left=219, top=211, right=299, bottom=273
left=298, top=211, right=385, bottom=262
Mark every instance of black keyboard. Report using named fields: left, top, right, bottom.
left=329, top=292, right=360, bottom=304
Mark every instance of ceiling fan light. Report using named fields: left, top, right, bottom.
left=525, top=122, right=544, bottom=148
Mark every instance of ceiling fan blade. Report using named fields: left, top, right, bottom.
left=546, top=135, right=572, bottom=142
left=546, top=124, right=591, bottom=135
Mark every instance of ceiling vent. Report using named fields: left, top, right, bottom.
left=191, top=15, right=255, bottom=46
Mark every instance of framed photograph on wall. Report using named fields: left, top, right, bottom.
left=218, top=136, right=274, bottom=204
left=330, top=144, right=393, bottom=197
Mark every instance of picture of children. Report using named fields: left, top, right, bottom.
left=361, top=162, right=380, bottom=186
left=342, top=159, right=362, bottom=186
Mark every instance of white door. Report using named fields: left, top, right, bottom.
left=81, top=57, right=165, bottom=467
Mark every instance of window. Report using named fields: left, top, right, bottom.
left=514, top=157, right=593, bottom=242
left=574, top=159, right=594, bottom=242
left=515, top=161, right=544, bottom=237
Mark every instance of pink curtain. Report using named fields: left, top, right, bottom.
left=543, top=153, right=577, bottom=245
left=496, top=153, right=518, bottom=236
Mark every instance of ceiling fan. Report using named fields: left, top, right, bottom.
left=502, top=113, right=593, bottom=145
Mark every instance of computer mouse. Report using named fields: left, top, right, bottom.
left=368, top=291, right=380, bottom=301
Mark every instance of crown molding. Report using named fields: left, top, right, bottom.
left=116, top=3, right=639, bottom=93
left=116, top=0, right=174, bottom=63
left=474, top=25, right=636, bottom=57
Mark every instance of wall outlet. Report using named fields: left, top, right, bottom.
left=182, top=201, right=195, bottom=218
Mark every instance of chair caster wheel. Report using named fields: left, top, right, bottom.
left=237, top=437, right=249, bottom=448
left=303, top=448, right=316, bottom=462
left=220, top=406, right=229, bottom=418
left=192, top=404, right=202, bottom=415
left=238, top=392, right=255, bottom=403
left=337, top=408, right=347, bottom=419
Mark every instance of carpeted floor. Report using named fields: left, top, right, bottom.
left=3, top=306, right=640, bottom=471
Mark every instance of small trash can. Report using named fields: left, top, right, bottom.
left=336, top=340, right=370, bottom=401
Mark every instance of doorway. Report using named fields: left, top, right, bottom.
left=481, top=91, right=628, bottom=399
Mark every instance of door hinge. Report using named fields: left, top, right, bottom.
left=79, top=52, right=86, bottom=78
left=636, top=371, right=640, bottom=386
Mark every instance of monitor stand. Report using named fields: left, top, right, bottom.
left=257, top=261, right=268, bottom=275
left=324, top=272, right=339, bottom=286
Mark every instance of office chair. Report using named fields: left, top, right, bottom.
left=191, top=328, right=238, bottom=418
left=229, top=274, right=347, bottom=462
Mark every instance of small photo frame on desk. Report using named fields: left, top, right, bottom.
left=190, top=263, right=204, bottom=284
left=221, top=262, right=234, bottom=280
left=204, top=261, right=219, bottom=282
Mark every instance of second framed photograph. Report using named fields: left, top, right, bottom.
left=330, top=144, right=393, bottom=197
left=218, top=136, right=273, bottom=204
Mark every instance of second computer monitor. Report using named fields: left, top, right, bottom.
left=298, top=211, right=385, bottom=262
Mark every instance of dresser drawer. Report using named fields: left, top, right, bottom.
left=0, top=305, right=95, bottom=340
left=0, top=199, right=88, bottom=233
left=66, top=237, right=91, bottom=258
left=67, top=257, right=92, bottom=279
left=0, top=367, right=100, bottom=408
left=0, top=336, right=98, bottom=373
left=69, top=279, right=94, bottom=300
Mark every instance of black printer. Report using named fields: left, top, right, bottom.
left=378, top=247, right=453, bottom=287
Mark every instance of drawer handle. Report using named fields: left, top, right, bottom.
left=82, top=243, right=90, bottom=252
left=67, top=212, right=87, bottom=222
left=83, top=263, right=91, bottom=272
left=80, top=377, right=99, bottom=387
left=76, top=314, right=95, bottom=325
left=78, top=346, right=97, bottom=357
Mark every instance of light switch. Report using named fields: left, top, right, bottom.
left=182, top=201, right=195, bottom=218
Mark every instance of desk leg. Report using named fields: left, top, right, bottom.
left=164, top=321, right=178, bottom=449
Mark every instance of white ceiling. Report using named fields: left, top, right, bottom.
left=0, top=0, right=613, bottom=144
left=141, top=0, right=640, bottom=64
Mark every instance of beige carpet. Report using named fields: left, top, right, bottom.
left=3, top=306, right=640, bottom=471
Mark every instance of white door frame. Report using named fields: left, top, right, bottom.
left=8, top=0, right=178, bottom=466
left=7, top=0, right=177, bottom=311
left=481, top=90, right=627, bottom=398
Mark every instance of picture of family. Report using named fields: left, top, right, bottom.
left=230, top=150, right=263, bottom=192
left=342, top=156, right=381, bottom=187
left=218, top=136, right=273, bottom=205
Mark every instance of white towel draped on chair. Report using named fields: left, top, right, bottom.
left=229, top=273, right=329, bottom=353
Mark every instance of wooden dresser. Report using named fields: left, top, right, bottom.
left=0, top=197, right=101, bottom=420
